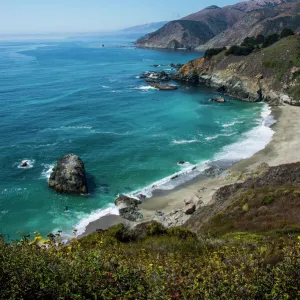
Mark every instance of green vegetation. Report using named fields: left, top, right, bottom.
left=262, top=35, right=300, bottom=82
left=222, top=28, right=295, bottom=57
left=280, top=28, right=295, bottom=39
left=262, top=33, right=279, bottom=48
left=0, top=218, right=300, bottom=299
left=204, top=47, right=226, bottom=58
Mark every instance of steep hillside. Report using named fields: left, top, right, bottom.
left=174, top=35, right=300, bottom=104
left=185, top=162, right=300, bottom=236
left=199, top=1, right=300, bottom=50
left=136, top=20, right=218, bottom=49
left=136, top=0, right=298, bottom=49
left=136, top=4, right=247, bottom=49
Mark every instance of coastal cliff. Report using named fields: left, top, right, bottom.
left=173, top=35, right=300, bottom=105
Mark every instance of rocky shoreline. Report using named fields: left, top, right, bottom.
left=172, top=37, right=300, bottom=106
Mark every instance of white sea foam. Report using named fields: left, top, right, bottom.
left=17, top=159, right=35, bottom=169
left=41, top=164, right=54, bottom=180
left=172, top=139, right=200, bottom=145
left=134, top=86, right=157, bottom=91
left=205, top=132, right=235, bottom=141
left=222, top=120, right=244, bottom=128
left=74, top=204, right=120, bottom=236
left=101, top=85, right=110, bottom=89
left=215, top=104, right=275, bottom=161
left=41, top=126, right=92, bottom=132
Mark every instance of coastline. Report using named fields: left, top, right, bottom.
left=79, top=104, right=300, bottom=237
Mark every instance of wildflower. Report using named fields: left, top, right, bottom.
left=148, top=264, right=153, bottom=268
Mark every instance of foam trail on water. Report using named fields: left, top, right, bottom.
left=172, top=139, right=200, bottom=145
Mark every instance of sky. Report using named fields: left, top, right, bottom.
left=0, top=0, right=239, bottom=34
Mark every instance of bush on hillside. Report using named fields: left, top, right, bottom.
left=280, top=28, right=295, bottom=39
left=204, top=47, right=226, bottom=58
left=262, top=33, right=279, bottom=48
left=225, top=44, right=255, bottom=56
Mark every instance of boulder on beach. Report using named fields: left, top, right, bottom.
left=114, top=194, right=143, bottom=222
left=150, top=83, right=178, bottom=90
left=48, top=154, right=88, bottom=195
left=183, top=204, right=196, bottom=215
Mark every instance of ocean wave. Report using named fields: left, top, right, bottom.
left=41, top=164, right=54, bottom=180
left=134, top=86, right=157, bottom=91
left=205, top=133, right=235, bottom=141
left=215, top=104, right=275, bottom=161
left=222, top=120, right=244, bottom=128
left=74, top=204, right=120, bottom=236
left=92, top=130, right=131, bottom=136
left=101, top=85, right=110, bottom=89
left=172, top=139, right=200, bottom=145
left=41, top=126, right=92, bottom=132
left=128, top=161, right=209, bottom=198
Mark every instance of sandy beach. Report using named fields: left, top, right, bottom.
left=81, top=105, right=300, bottom=236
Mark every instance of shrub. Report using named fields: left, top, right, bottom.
left=204, top=47, right=226, bottom=58
left=280, top=28, right=295, bottom=39
left=225, top=45, right=255, bottom=56
left=262, top=34, right=279, bottom=48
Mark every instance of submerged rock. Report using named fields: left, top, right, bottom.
left=150, top=83, right=178, bottom=90
left=114, top=194, right=143, bottom=222
left=209, top=97, right=226, bottom=103
left=48, top=154, right=88, bottom=195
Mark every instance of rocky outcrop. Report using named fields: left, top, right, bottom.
left=174, top=36, right=300, bottom=105
left=139, top=71, right=171, bottom=83
left=48, top=154, right=88, bottom=195
left=150, top=83, right=178, bottom=90
left=114, top=195, right=143, bottom=222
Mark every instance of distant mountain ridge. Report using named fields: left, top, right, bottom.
left=136, top=0, right=300, bottom=50
left=68, top=21, right=168, bottom=41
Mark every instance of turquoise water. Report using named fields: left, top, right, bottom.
left=0, top=38, right=273, bottom=240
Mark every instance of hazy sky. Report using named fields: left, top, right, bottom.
left=0, top=0, right=238, bottom=34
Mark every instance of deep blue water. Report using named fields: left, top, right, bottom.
left=0, top=38, right=273, bottom=239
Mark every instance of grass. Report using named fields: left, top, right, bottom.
left=262, top=36, right=300, bottom=80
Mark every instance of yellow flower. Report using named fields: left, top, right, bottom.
left=159, top=266, right=163, bottom=269
left=297, top=236, right=300, bottom=240
left=148, top=264, right=153, bottom=268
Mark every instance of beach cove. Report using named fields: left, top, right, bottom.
left=82, top=104, right=300, bottom=236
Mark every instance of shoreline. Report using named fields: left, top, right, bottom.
left=80, top=104, right=300, bottom=237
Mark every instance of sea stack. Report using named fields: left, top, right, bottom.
left=48, top=154, right=88, bottom=195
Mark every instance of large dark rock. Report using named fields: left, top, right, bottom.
left=114, top=194, right=143, bottom=222
left=48, top=154, right=88, bottom=195
left=139, top=71, right=171, bottom=82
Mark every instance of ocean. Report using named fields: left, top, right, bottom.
left=0, top=37, right=274, bottom=240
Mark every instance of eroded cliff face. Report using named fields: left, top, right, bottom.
left=174, top=36, right=300, bottom=105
